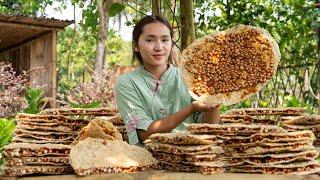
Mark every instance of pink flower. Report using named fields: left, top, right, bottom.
left=0, top=62, right=29, bottom=118
left=66, top=68, right=116, bottom=107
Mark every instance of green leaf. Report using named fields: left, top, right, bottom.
left=23, top=107, right=40, bottom=114
left=220, top=105, right=228, bottom=114
left=23, top=88, right=44, bottom=114
left=69, top=100, right=101, bottom=108
left=109, top=3, right=125, bottom=17
left=271, top=31, right=281, bottom=42
left=258, top=100, right=269, bottom=107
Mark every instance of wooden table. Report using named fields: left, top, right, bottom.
left=1, top=171, right=319, bottom=180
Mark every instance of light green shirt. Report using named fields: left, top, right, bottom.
left=115, top=65, right=202, bottom=145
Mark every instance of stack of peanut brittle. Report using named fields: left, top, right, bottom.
left=187, top=123, right=320, bottom=175
left=281, top=115, right=320, bottom=146
left=222, top=107, right=304, bottom=126
left=12, top=113, right=88, bottom=144
left=2, top=143, right=73, bottom=176
left=40, top=107, right=118, bottom=117
left=1, top=113, right=85, bottom=176
left=41, top=107, right=127, bottom=141
left=144, top=132, right=225, bottom=174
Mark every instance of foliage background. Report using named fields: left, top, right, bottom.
left=0, top=0, right=319, bottom=112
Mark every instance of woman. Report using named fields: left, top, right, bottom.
left=115, top=15, right=220, bottom=145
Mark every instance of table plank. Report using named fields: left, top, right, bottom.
left=1, top=171, right=319, bottom=180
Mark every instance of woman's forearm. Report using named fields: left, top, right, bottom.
left=137, top=104, right=195, bottom=142
left=202, top=106, right=221, bottom=124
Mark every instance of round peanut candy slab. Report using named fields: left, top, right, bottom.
left=180, top=25, right=280, bottom=105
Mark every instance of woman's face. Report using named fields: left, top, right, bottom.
left=134, top=22, right=172, bottom=69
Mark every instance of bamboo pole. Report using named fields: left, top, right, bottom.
left=51, top=31, right=57, bottom=108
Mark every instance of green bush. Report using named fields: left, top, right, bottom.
left=0, top=118, right=15, bottom=167
left=220, top=94, right=317, bottom=114
left=69, top=100, right=101, bottom=108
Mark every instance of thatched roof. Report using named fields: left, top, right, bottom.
left=0, top=13, right=73, bottom=52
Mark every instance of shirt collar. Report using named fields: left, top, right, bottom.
left=139, top=64, right=173, bottom=81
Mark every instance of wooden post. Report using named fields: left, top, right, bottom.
left=316, top=2, right=320, bottom=113
left=180, top=0, right=195, bottom=50
left=51, top=30, right=57, bottom=108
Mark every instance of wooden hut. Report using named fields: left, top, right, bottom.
left=0, top=14, right=73, bottom=107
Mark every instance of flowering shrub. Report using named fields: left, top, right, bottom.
left=0, top=62, right=28, bottom=118
left=67, top=68, right=116, bottom=107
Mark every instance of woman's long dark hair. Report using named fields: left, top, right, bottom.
left=132, top=15, right=173, bottom=65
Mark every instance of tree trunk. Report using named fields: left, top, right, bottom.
left=67, top=4, right=77, bottom=81
left=94, top=0, right=112, bottom=74
left=170, top=45, right=180, bottom=67
left=180, top=0, right=195, bottom=50
left=152, top=0, right=160, bottom=16
left=226, top=0, right=231, bottom=23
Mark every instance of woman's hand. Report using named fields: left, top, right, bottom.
left=191, top=101, right=220, bottom=112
